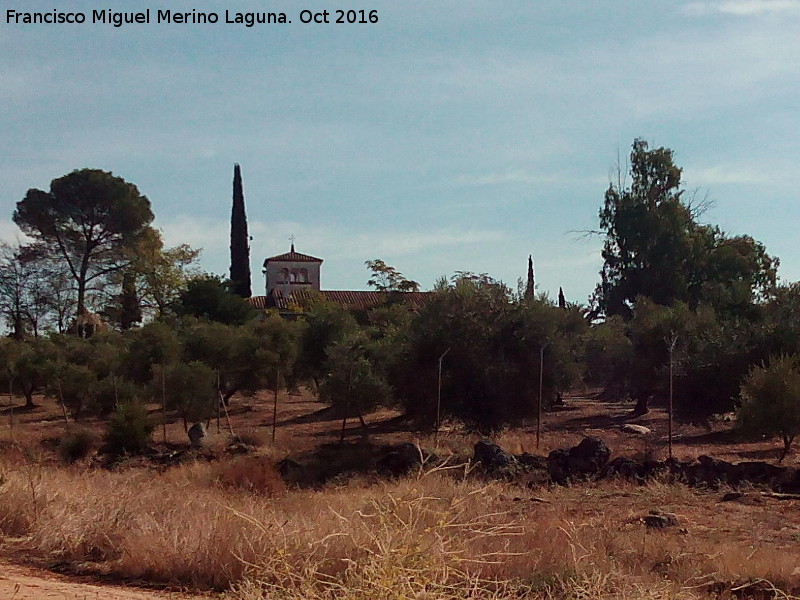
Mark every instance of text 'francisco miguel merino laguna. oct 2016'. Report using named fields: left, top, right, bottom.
left=5, top=8, right=380, bottom=27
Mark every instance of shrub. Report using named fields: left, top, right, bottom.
left=228, top=428, right=267, bottom=449
left=103, top=401, right=154, bottom=457
left=739, top=354, right=800, bottom=462
left=59, top=429, right=95, bottom=463
left=214, top=456, right=286, bottom=495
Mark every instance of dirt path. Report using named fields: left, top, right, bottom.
left=0, top=560, right=205, bottom=600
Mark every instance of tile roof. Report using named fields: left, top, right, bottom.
left=247, top=295, right=270, bottom=309
left=248, top=289, right=431, bottom=312
left=263, top=245, right=323, bottom=264
left=322, top=290, right=430, bottom=310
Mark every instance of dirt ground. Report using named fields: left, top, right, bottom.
left=4, top=388, right=797, bottom=466
left=0, top=560, right=203, bottom=600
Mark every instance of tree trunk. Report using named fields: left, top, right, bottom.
left=780, top=435, right=793, bottom=463
left=358, top=414, right=369, bottom=431
left=223, top=388, right=237, bottom=406
left=23, top=386, right=36, bottom=408
left=12, top=313, right=24, bottom=340
left=76, top=257, right=90, bottom=322
left=632, top=394, right=649, bottom=416
left=77, top=281, right=86, bottom=319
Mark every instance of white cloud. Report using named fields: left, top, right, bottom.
left=0, top=220, right=31, bottom=246
left=157, top=216, right=505, bottom=279
left=453, top=170, right=563, bottom=187
left=254, top=220, right=505, bottom=260
left=685, top=165, right=772, bottom=185
left=683, top=0, right=800, bottom=15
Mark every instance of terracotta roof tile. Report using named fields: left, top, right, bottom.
left=322, top=290, right=429, bottom=310
left=248, top=289, right=430, bottom=311
left=263, top=247, right=323, bottom=264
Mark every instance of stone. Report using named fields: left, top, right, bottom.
left=620, top=424, right=652, bottom=435
left=721, top=491, right=743, bottom=502
left=474, top=440, right=516, bottom=468
left=516, top=452, right=548, bottom=471
left=187, top=422, right=207, bottom=448
left=643, top=509, right=678, bottom=528
left=473, top=440, right=520, bottom=477
left=720, top=492, right=763, bottom=505
left=570, top=437, right=611, bottom=468
left=603, top=456, right=645, bottom=480
left=377, top=443, right=423, bottom=476
left=548, top=437, right=611, bottom=484
left=277, top=458, right=305, bottom=484
left=547, top=448, right=572, bottom=484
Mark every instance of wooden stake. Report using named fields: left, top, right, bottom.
left=8, top=377, right=14, bottom=443
left=340, top=366, right=352, bottom=444
left=161, top=366, right=167, bottom=444
left=220, top=391, right=235, bottom=436
left=435, top=348, right=450, bottom=446
left=667, top=332, right=678, bottom=461
left=216, top=372, right=221, bottom=434
left=537, top=342, right=550, bottom=449
left=272, top=369, right=280, bottom=443
left=56, top=379, right=70, bottom=431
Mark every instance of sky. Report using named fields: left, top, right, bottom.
left=2, top=0, right=799, bottom=304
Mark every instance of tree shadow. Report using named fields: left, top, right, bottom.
left=308, top=413, right=415, bottom=439
left=366, top=413, right=416, bottom=434
left=277, top=406, right=339, bottom=426
left=545, top=404, right=581, bottom=413
left=0, top=403, right=39, bottom=416
left=735, top=447, right=782, bottom=461
left=556, top=411, right=641, bottom=433
left=674, top=429, right=746, bottom=446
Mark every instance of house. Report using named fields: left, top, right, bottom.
left=247, top=243, right=429, bottom=315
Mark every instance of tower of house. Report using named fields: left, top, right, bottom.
left=262, top=241, right=323, bottom=296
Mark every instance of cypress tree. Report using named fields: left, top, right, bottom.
left=558, top=287, right=566, bottom=310
left=120, top=271, right=143, bottom=329
left=229, top=164, right=252, bottom=298
left=525, top=255, right=535, bottom=300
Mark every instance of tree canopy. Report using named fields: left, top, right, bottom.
left=365, top=259, right=420, bottom=292
left=739, top=355, right=800, bottom=462
left=593, top=140, right=777, bottom=319
left=229, top=164, right=252, bottom=298
left=14, top=169, right=156, bottom=316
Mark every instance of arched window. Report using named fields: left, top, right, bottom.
left=280, top=268, right=289, bottom=283
left=290, top=270, right=297, bottom=283
left=300, top=268, right=309, bottom=283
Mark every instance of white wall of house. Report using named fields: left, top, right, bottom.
left=264, top=258, right=321, bottom=295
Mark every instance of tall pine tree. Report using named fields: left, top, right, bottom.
left=229, top=164, right=252, bottom=298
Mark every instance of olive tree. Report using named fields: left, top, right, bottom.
left=739, top=355, right=800, bottom=462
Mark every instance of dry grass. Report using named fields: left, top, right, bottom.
left=2, top=393, right=800, bottom=598
left=213, top=455, right=287, bottom=495
left=2, top=449, right=799, bottom=598
left=229, top=428, right=270, bottom=449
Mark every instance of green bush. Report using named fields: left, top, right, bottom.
left=739, top=354, right=800, bottom=462
left=103, top=401, right=154, bottom=457
left=59, top=429, right=95, bottom=463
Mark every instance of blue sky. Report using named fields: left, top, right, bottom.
left=2, top=0, right=799, bottom=303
